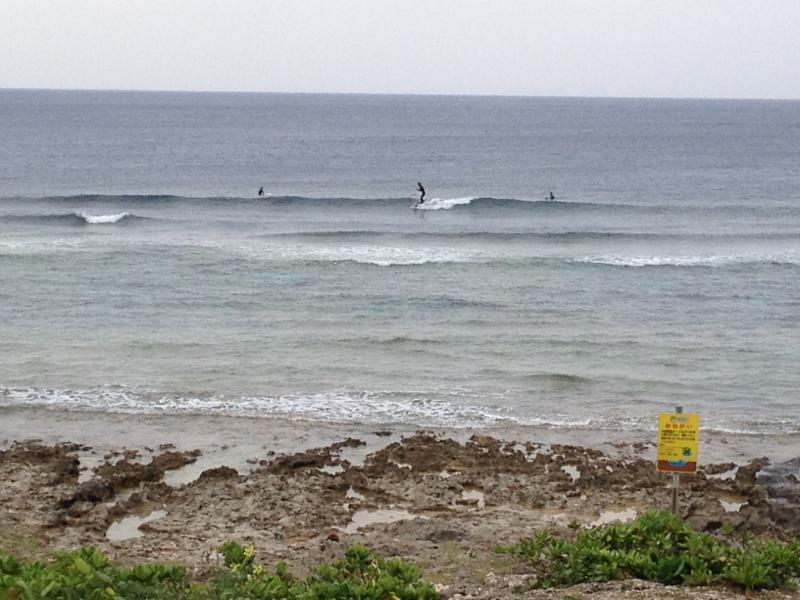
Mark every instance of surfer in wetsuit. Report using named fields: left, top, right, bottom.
left=258, top=186, right=264, bottom=197
left=548, top=191, right=555, bottom=201
left=416, top=182, right=426, bottom=205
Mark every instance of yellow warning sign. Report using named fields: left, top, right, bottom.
left=657, top=412, right=699, bottom=473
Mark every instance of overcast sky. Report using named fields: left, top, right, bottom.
left=1, top=0, right=799, bottom=99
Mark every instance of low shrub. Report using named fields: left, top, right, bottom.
left=0, top=542, right=439, bottom=600
left=496, top=510, right=800, bottom=591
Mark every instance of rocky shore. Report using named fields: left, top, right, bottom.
left=2, top=431, right=799, bottom=599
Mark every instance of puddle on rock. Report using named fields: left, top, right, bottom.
left=460, top=489, right=485, bottom=509
left=345, top=486, right=365, bottom=500
left=438, top=469, right=462, bottom=479
left=106, top=510, right=167, bottom=542
left=319, top=464, right=344, bottom=475
left=561, top=465, right=581, bottom=482
left=591, top=507, right=637, bottom=527
left=334, top=445, right=371, bottom=467
left=706, top=468, right=738, bottom=481
left=339, top=508, right=421, bottom=534
left=720, top=499, right=747, bottom=513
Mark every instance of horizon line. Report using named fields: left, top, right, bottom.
left=1, top=85, right=799, bottom=103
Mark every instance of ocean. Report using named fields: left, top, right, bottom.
left=1, top=89, right=798, bottom=435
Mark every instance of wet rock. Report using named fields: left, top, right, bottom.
left=756, top=456, right=800, bottom=500
left=66, top=501, right=95, bottom=518
left=197, top=466, right=238, bottom=481
left=425, top=527, right=465, bottom=542
left=734, top=457, right=769, bottom=493
left=684, top=496, right=725, bottom=531
left=274, top=453, right=325, bottom=471
left=63, top=479, right=114, bottom=505
left=52, top=456, right=80, bottom=484
left=330, top=437, right=366, bottom=450
left=766, top=498, right=800, bottom=535
left=151, top=450, right=200, bottom=472
left=43, top=511, right=69, bottom=528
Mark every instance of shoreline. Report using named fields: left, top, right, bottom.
left=2, top=406, right=799, bottom=598
left=2, top=406, right=799, bottom=469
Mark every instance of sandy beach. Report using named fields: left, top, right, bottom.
left=2, top=408, right=799, bottom=599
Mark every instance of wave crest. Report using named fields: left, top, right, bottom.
left=78, top=212, right=131, bottom=224
left=413, top=196, right=477, bottom=210
left=0, top=212, right=141, bottom=225
left=575, top=253, right=800, bottom=267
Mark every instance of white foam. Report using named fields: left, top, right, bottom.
left=574, top=252, right=800, bottom=267
left=413, top=197, right=477, bottom=210
left=79, top=212, right=130, bottom=224
left=287, top=245, right=485, bottom=266
left=0, top=386, right=521, bottom=428
left=4, top=387, right=796, bottom=434
left=223, top=241, right=490, bottom=266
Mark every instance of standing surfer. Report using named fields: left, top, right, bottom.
left=258, top=186, right=264, bottom=197
left=548, top=191, right=555, bottom=201
left=416, top=182, right=426, bottom=206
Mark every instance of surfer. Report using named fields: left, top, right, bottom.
left=258, top=186, right=264, bottom=197
left=416, top=182, right=426, bottom=205
left=548, top=191, right=555, bottom=201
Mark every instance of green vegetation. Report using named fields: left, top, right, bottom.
left=0, top=542, right=439, bottom=600
left=496, top=510, right=800, bottom=591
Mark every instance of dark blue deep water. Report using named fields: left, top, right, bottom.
left=1, top=89, right=799, bottom=433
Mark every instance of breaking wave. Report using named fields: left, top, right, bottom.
left=1, top=212, right=143, bottom=225
left=574, top=253, right=800, bottom=267
left=1, top=386, right=796, bottom=434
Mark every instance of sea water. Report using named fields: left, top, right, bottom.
left=1, top=89, right=798, bottom=434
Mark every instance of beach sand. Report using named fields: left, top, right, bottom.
left=2, top=407, right=799, bottom=599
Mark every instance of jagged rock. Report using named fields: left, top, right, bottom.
left=51, top=456, right=80, bottom=484
left=734, top=457, right=770, bottom=492
left=197, top=466, right=238, bottom=481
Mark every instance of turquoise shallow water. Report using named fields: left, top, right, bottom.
left=1, top=91, right=799, bottom=434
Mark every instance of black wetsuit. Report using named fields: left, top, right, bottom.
left=417, top=183, right=426, bottom=203
left=258, top=187, right=264, bottom=197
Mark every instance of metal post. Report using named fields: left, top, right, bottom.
left=671, top=406, right=683, bottom=515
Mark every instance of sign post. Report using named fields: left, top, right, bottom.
left=656, top=406, right=699, bottom=515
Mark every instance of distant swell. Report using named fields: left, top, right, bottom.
left=260, top=230, right=800, bottom=243
left=5, top=194, right=799, bottom=217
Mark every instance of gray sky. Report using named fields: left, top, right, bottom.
left=2, top=0, right=799, bottom=99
